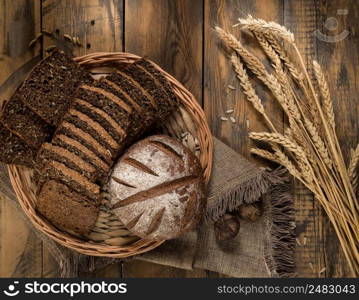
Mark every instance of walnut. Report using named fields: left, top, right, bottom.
left=236, top=202, right=263, bottom=222
left=214, top=213, right=240, bottom=241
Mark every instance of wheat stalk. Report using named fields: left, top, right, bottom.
left=238, top=15, right=294, bottom=43
left=348, top=144, right=359, bottom=192
left=230, top=53, right=278, bottom=132
left=249, top=132, right=312, bottom=182
left=304, top=118, right=332, bottom=168
left=313, top=60, right=335, bottom=129
left=217, top=20, right=359, bottom=276
left=216, top=27, right=283, bottom=98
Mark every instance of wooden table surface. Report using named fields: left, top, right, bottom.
left=0, top=0, right=358, bottom=278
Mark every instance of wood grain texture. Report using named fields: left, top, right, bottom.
left=0, top=0, right=46, bottom=278
left=42, top=0, right=124, bottom=56
left=124, top=0, right=203, bottom=102
left=0, top=0, right=357, bottom=278
left=314, top=0, right=358, bottom=277
left=42, top=0, right=125, bottom=278
left=283, top=0, right=324, bottom=278
left=122, top=0, right=209, bottom=277
left=204, top=0, right=284, bottom=159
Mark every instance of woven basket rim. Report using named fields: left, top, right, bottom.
left=8, top=51, right=213, bottom=257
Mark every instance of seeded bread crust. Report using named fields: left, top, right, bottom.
left=37, top=143, right=97, bottom=181
left=56, top=121, right=113, bottom=164
left=63, top=111, right=121, bottom=157
left=72, top=99, right=125, bottom=145
left=0, top=123, right=37, bottom=167
left=117, top=66, right=173, bottom=120
left=108, top=135, right=206, bottom=240
left=37, top=180, right=99, bottom=236
left=104, top=72, right=156, bottom=136
left=51, top=134, right=110, bottom=184
left=1, top=94, right=53, bottom=149
left=76, top=84, right=132, bottom=136
left=136, top=59, right=179, bottom=107
left=19, top=49, right=92, bottom=126
left=41, top=160, right=101, bottom=204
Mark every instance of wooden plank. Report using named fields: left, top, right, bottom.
left=42, top=0, right=124, bottom=57
left=204, top=0, right=284, bottom=160
left=314, top=0, right=358, bottom=277
left=42, top=0, right=125, bottom=277
left=123, top=0, right=208, bottom=277
left=0, top=0, right=43, bottom=278
left=283, top=0, right=324, bottom=278
left=124, top=0, right=203, bottom=103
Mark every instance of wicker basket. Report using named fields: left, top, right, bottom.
left=7, top=52, right=213, bottom=258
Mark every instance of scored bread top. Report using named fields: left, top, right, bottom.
left=108, top=135, right=206, bottom=240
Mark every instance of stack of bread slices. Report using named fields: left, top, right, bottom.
left=0, top=49, right=179, bottom=235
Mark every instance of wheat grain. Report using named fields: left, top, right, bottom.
left=249, top=132, right=312, bottom=181
left=251, top=147, right=303, bottom=181
left=255, top=33, right=281, bottom=68
left=348, top=144, right=359, bottom=191
left=230, top=54, right=277, bottom=132
left=238, top=15, right=294, bottom=43
left=217, top=27, right=289, bottom=114
left=304, top=118, right=332, bottom=168
left=250, top=148, right=277, bottom=162
left=274, top=148, right=302, bottom=180
left=218, top=18, right=359, bottom=275
left=230, top=54, right=264, bottom=115
left=313, top=60, right=335, bottom=128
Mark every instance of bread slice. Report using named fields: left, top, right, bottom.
left=116, top=63, right=174, bottom=120
left=100, top=74, right=155, bottom=136
left=136, top=59, right=179, bottom=107
left=1, top=95, right=53, bottom=149
left=63, top=108, right=121, bottom=157
left=72, top=98, right=126, bottom=145
left=41, top=160, right=101, bottom=204
left=37, top=180, right=99, bottom=236
left=37, top=143, right=97, bottom=181
left=18, top=49, right=92, bottom=126
left=0, top=123, right=37, bottom=167
left=52, top=134, right=110, bottom=184
left=56, top=121, right=113, bottom=164
left=76, top=83, right=133, bottom=134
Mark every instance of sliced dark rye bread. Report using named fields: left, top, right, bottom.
left=56, top=121, right=113, bottom=164
left=37, top=143, right=97, bottom=181
left=18, top=48, right=92, bottom=126
left=41, top=160, right=101, bottom=205
left=99, top=74, right=155, bottom=135
left=0, top=123, right=37, bottom=167
left=37, top=180, right=99, bottom=236
left=1, top=95, right=53, bottom=149
left=72, top=98, right=126, bottom=145
left=75, top=83, right=133, bottom=136
left=62, top=108, right=122, bottom=157
left=116, top=63, right=175, bottom=120
left=135, top=59, right=179, bottom=107
left=52, top=134, right=110, bottom=184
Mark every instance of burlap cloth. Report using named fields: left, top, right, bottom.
left=0, top=137, right=296, bottom=277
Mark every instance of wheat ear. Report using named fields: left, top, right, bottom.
left=249, top=132, right=312, bottom=182
left=348, top=144, right=359, bottom=191
left=216, top=27, right=289, bottom=114
left=313, top=60, right=335, bottom=128
left=230, top=53, right=277, bottom=132
left=238, top=15, right=294, bottom=43
left=304, top=118, right=332, bottom=168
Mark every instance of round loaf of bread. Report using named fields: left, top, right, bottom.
left=108, top=135, right=206, bottom=240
